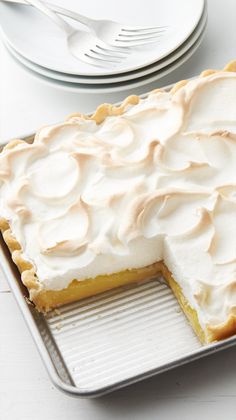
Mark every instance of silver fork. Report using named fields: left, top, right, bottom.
left=3, top=0, right=168, bottom=48
left=41, top=2, right=168, bottom=47
left=19, top=0, right=130, bottom=67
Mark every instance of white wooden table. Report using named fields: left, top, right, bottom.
left=1, top=1, right=236, bottom=418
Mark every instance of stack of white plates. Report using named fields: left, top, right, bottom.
left=0, top=0, right=207, bottom=93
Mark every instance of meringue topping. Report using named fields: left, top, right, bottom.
left=0, top=71, right=236, bottom=330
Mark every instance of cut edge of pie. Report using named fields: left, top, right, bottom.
left=1, top=60, right=236, bottom=345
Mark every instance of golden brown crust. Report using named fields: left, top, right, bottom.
left=0, top=217, right=10, bottom=232
left=0, top=218, right=40, bottom=297
left=206, top=314, right=236, bottom=343
left=67, top=95, right=140, bottom=124
left=170, top=80, right=188, bottom=94
left=2, top=139, right=25, bottom=151
left=1, top=61, right=236, bottom=344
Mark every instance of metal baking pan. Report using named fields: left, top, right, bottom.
left=1, top=85, right=236, bottom=398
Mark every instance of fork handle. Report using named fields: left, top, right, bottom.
left=46, top=2, right=96, bottom=28
left=24, top=0, right=74, bottom=36
left=6, top=0, right=97, bottom=29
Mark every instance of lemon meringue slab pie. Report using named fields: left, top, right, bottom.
left=1, top=61, right=236, bottom=344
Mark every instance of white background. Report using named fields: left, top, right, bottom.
left=1, top=0, right=236, bottom=418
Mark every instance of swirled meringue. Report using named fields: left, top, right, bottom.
left=0, top=71, right=236, bottom=330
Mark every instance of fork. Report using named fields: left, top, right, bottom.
left=38, top=1, right=167, bottom=48
left=23, top=0, right=130, bottom=67
left=3, top=0, right=168, bottom=48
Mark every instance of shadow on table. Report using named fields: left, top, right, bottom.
left=89, top=345, right=236, bottom=415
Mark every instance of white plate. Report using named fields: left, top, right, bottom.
left=5, top=24, right=206, bottom=94
left=0, top=0, right=205, bottom=76
left=3, top=6, right=207, bottom=85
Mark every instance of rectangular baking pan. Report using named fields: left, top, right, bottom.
left=1, top=85, right=236, bottom=398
